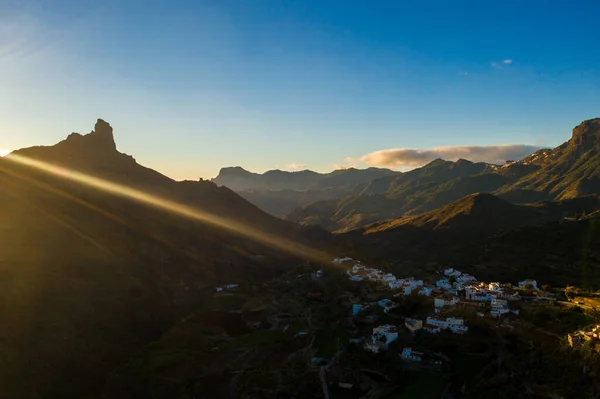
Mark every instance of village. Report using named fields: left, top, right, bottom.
left=331, top=257, right=541, bottom=367
left=206, top=257, right=599, bottom=398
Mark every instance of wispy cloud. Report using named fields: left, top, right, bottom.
left=349, top=144, right=542, bottom=168
left=491, top=59, right=513, bottom=69
left=285, top=163, right=307, bottom=171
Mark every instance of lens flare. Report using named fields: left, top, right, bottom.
left=3, top=153, right=332, bottom=263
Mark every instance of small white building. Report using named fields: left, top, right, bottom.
left=465, top=286, right=492, bottom=302
left=425, top=316, right=468, bottom=334
left=405, top=318, right=423, bottom=333
left=456, top=274, right=477, bottom=283
left=491, top=307, right=510, bottom=318
left=401, top=347, right=423, bottom=362
left=488, top=282, right=502, bottom=292
left=389, top=280, right=403, bottom=290
left=423, top=324, right=441, bottom=334
left=419, top=286, right=434, bottom=296
left=436, top=279, right=452, bottom=290
left=372, top=324, right=399, bottom=347
left=518, top=279, right=539, bottom=290
left=378, top=299, right=397, bottom=313
left=491, top=297, right=508, bottom=307
left=444, top=268, right=462, bottom=277
left=434, top=296, right=458, bottom=308
left=333, top=257, right=353, bottom=264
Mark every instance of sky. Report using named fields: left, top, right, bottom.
left=1, top=0, right=599, bottom=179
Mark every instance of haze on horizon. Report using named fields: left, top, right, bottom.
left=1, top=0, right=599, bottom=180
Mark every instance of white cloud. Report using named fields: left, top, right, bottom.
left=491, top=59, right=513, bottom=69
left=350, top=144, right=542, bottom=168
left=285, top=163, right=307, bottom=171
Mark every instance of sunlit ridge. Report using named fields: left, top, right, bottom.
left=3, top=153, right=332, bottom=263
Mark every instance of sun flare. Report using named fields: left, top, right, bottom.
left=0, top=148, right=11, bottom=157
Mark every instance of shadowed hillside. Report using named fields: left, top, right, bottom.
left=0, top=120, right=330, bottom=399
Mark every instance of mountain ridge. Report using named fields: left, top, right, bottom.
left=286, top=118, right=600, bottom=231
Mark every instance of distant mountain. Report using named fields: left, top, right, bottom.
left=0, top=120, right=330, bottom=399
left=213, top=166, right=398, bottom=191
left=212, top=166, right=399, bottom=216
left=285, top=158, right=495, bottom=231
left=287, top=118, right=600, bottom=231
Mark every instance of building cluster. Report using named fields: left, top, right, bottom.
left=337, top=258, right=542, bottom=362
left=568, top=325, right=600, bottom=348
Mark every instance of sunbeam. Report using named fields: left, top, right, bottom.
left=3, top=153, right=333, bottom=264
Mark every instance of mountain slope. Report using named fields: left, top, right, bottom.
left=498, top=118, right=600, bottom=201
left=287, top=118, right=600, bottom=231
left=0, top=120, right=330, bottom=399
left=363, top=193, right=542, bottom=233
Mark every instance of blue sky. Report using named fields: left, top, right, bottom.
left=1, top=0, right=599, bottom=179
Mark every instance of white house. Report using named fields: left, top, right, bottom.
left=456, top=274, right=477, bottom=283
left=405, top=318, right=423, bottom=333
left=419, top=286, right=434, bottom=296
left=425, top=316, right=468, bottom=334
left=333, top=257, right=353, bottom=264
left=444, top=268, right=462, bottom=277
left=434, top=296, right=458, bottom=308
left=518, top=279, right=539, bottom=290
left=378, top=299, right=397, bottom=313
left=311, top=269, right=324, bottom=279
left=488, top=282, right=502, bottom=292
left=389, top=280, right=403, bottom=290
left=491, top=297, right=508, bottom=307
left=436, top=279, right=452, bottom=290
left=491, top=307, right=510, bottom=318
left=465, top=286, right=492, bottom=302
left=215, top=287, right=223, bottom=292
left=372, top=324, right=399, bottom=347
left=401, top=347, right=423, bottom=362
left=423, top=324, right=441, bottom=333
left=225, top=284, right=239, bottom=290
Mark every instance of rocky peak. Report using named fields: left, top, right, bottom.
left=570, top=118, right=600, bottom=149
left=89, top=119, right=117, bottom=151
left=216, top=167, right=253, bottom=177
left=62, top=119, right=117, bottom=153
